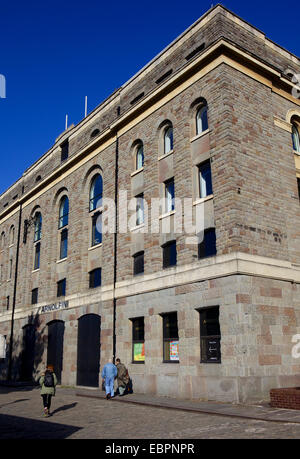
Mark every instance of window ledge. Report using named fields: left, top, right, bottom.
left=159, top=210, right=175, bottom=220
left=293, top=149, right=300, bottom=156
left=56, top=257, right=67, bottom=264
left=131, top=167, right=144, bottom=177
left=130, top=223, right=145, bottom=232
left=88, top=243, right=102, bottom=251
left=158, top=149, right=174, bottom=161
left=32, top=268, right=40, bottom=274
left=193, top=194, right=213, bottom=206
left=190, top=129, right=210, bottom=143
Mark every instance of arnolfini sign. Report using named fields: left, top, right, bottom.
left=38, top=301, right=69, bottom=314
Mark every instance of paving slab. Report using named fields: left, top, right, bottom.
left=75, top=388, right=300, bottom=424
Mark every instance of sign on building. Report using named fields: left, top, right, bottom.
left=0, top=335, right=6, bottom=359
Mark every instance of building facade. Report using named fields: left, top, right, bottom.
left=1, top=5, right=300, bottom=402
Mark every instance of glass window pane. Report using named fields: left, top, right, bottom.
left=199, top=161, right=212, bottom=198
left=136, top=145, right=144, bottom=169
left=292, top=125, right=300, bottom=152
left=165, top=179, right=175, bottom=212
left=60, top=230, right=68, bottom=259
left=92, top=213, right=102, bottom=246
left=163, top=313, right=178, bottom=339
left=59, top=197, right=69, bottom=228
left=196, top=106, right=208, bottom=135
left=132, top=317, right=144, bottom=341
left=164, top=127, right=173, bottom=154
left=90, top=175, right=103, bottom=211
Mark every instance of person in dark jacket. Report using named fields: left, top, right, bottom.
left=116, top=358, right=129, bottom=396
left=39, top=364, right=57, bottom=417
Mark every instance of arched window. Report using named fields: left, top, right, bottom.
left=0, top=232, right=5, bottom=250
left=136, top=144, right=144, bottom=170
left=9, top=226, right=15, bottom=245
left=34, top=212, right=42, bottom=242
left=196, top=105, right=208, bottom=135
left=59, top=196, right=69, bottom=229
left=89, top=174, right=103, bottom=212
left=292, top=123, right=300, bottom=152
left=164, top=126, right=173, bottom=154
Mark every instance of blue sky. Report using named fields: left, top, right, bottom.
left=0, top=0, right=299, bottom=195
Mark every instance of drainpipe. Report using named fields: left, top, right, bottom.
left=7, top=202, right=22, bottom=381
left=112, top=131, right=119, bottom=365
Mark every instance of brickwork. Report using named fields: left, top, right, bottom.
left=270, top=388, right=300, bottom=410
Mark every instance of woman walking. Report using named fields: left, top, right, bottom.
left=39, top=364, right=57, bottom=417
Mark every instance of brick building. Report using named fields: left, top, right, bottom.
left=1, top=4, right=300, bottom=402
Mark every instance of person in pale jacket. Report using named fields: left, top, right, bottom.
left=101, top=358, right=117, bottom=399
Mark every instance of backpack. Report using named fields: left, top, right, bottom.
left=44, top=370, right=54, bottom=387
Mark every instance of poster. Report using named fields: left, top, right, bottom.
left=133, top=342, right=145, bottom=362
left=170, top=340, right=179, bottom=361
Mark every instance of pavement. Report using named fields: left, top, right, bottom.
left=2, top=383, right=300, bottom=439
left=75, top=387, right=300, bottom=425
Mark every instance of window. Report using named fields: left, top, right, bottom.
left=89, top=268, right=102, bottom=288
left=89, top=174, right=103, bottom=212
left=61, top=140, right=69, bottom=162
left=34, top=212, right=42, bottom=242
left=292, top=124, right=300, bottom=152
left=163, top=241, right=177, bottom=269
left=133, top=251, right=144, bottom=276
left=6, top=296, right=9, bottom=311
left=198, top=228, right=217, bottom=259
left=31, top=288, right=38, bottom=305
left=60, top=229, right=68, bottom=259
left=196, top=105, right=208, bottom=135
left=57, top=278, right=66, bottom=297
left=164, top=126, right=173, bottom=154
left=135, top=193, right=144, bottom=226
left=9, top=259, right=13, bottom=280
left=9, top=226, right=15, bottom=245
left=165, top=178, right=175, bottom=213
left=162, top=312, right=179, bottom=362
left=58, top=196, right=69, bottom=229
left=136, top=144, right=144, bottom=170
left=297, top=178, right=300, bottom=201
left=199, top=307, right=221, bottom=363
left=34, top=242, right=41, bottom=270
left=92, top=212, right=102, bottom=246
left=132, top=317, right=145, bottom=363
left=198, top=160, right=213, bottom=198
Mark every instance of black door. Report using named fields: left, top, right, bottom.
left=47, top=320, right=65, bottom=384
left=20, top=324, right=36, bottom=381
left=77, top=314, right=101, bottom=387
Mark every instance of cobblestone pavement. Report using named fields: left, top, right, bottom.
left=1, top=386, right=300, bottom=439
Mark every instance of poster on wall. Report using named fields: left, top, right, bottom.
left=0, top=335, right=6, bottom=359
left=170, top=340, right=179, bottom=361
left=133, top=342, right=145, bottom=362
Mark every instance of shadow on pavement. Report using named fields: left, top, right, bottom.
left=0, top=398, right=30, bottom=409
left=51, top=402, right=78, bottom=416
left=0, top=413, right=82, bottom=439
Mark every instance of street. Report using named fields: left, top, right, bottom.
left=1, top=386, right=300, bottom=440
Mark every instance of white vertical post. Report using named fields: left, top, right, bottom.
left=85, top=96, right=88, bottom=117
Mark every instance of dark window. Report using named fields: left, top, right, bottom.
left=34, top=242, right=41, bottom=270
left=89, top=268, right=102, bottom=289
left=92, top=212, right=102, bottom=246
left=57, top=279, right=66, bottom=297
left=31, top=288, right=38, bottom=305
left=133, top=251, right=144, bottom=276
left=162, top=312, right=179, bottom=362
left=61, top=140, right=69, bottom=162
left=58, top=196, right=69, bottom=229
left=199, top=307, right=221, bottom=363
left=89, top=174, right=103, bottom=211
left=34, top=212, right=42, bottom=242
left=135, top=193, right=144, bottom=226
left=132, top=317, right=145, bottom=363
left=163, top=241, right=177, bottom=269
left=198, top=160, right=213, bottom=198
left=297, top=178, right=300, bottom=201
left=60, top=229, right=68, bottom=259
left=6, top=296, right=9, bottom=310
left=198, top=228, right=216, bottom=259
left=165, top=178, right=175, bottom=212
left=91, top=129, right=100, bottom=138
